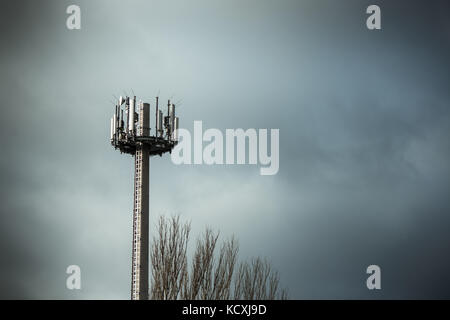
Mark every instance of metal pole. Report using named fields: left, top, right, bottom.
left=131, top=102, right=150, bottom=300
left=111, top=93, right=178, bottom=300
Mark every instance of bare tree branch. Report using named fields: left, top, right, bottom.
left=149, top=216, right=288, bottom=300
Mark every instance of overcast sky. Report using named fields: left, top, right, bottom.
left=1, top=0, right=450, bottom=299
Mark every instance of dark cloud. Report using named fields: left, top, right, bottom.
left=0, top=0, right=449, bottom=299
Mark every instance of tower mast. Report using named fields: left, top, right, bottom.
left=131, top=102, right=150, bottom=300
left=110, top=95, right=179, bottom=300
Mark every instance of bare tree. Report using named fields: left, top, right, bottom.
left=150, top=216, right=190, bottom=300
left=233, top=257, right=288, bottom=300
left=149, top=216, right=288, bottom=300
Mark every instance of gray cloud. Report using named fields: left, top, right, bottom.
left=0, top=0, right=449, bottom=299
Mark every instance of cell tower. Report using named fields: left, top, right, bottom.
left=110, top=95, right=179, bottom=300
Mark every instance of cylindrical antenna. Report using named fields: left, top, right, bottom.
left=173, top=117, right=179, bottom=141
left=125, top=102, right=129, bottom=133
left=169, top=103, right=175, bottom=138
left=158, top=110, right=164, bottom=137
left=165, top=100, right=171, bottom=139
left=142, top=102, right=150, bottom=136
left=115, top=105, right=119, bottom=139
left=158, top=110, right=163, bottom=137
left=113, top=113, right=117, bottom=142
left=155, top=96, right=159, bottom=136
left=110, top=117, right=114, bottom=141
left=129, top=96, right=135, bottom=134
